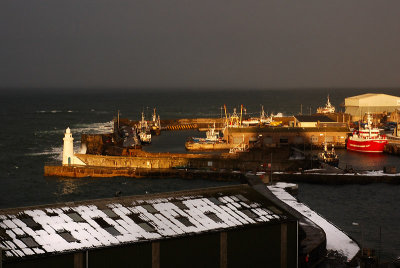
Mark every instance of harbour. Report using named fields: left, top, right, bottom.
left=4, top=1, right=400, bottom=266
left=1, top=89, right=400, bottom=266
left=43, top=92, right=400, bottom=182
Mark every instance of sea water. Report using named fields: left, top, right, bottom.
left=0, top=88, right=399, bottom=260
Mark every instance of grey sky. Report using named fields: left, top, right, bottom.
left=1, top=1, right=400, bottom=89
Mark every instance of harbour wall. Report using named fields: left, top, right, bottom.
left=384, top=141, right=400, bottom=156
left=44, top=166, right=247, bottom=181
left=44, top=165, right=400, bottom=184
left=77, top=148, right=297, bottom=171
left=226, top=126, right=350, bottom=148
left=44, top=148, right=307, bottom=178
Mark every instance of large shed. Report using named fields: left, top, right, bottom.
left=0, top=185, right=298, bottom=268
left=345, top=93, right=400, bottom=120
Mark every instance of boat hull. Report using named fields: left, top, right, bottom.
left=346, top=139, right=387, bottom=153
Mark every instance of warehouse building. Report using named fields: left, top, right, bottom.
left=0, top=185, right=298, bottom=268
left=345, top=93, right=400, bottom=121
left=294, top=115, right=336, bottom=128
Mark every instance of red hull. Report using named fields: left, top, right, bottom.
left=346, top=139, right=387, bottom=153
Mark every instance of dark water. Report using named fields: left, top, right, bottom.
left=0, top=88, right=399, bottom=260
left=297, top=183, right=400, bottom=262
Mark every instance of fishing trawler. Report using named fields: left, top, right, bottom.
left=241, top=105, right=272, bottom=126
left=185, top=123, right=233, bottom=151
left=259, top=106, right=272, bottom=125
left=150, top=108, right=161, bottom=135
left=137, top=112, right=152, bottom=144
left=346, top=114, right=387, bottom=153
left=317, top=95, right=335, bottom=114
left=318, top=143, right=339, bottom=167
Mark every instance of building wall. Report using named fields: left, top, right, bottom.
left=3, top=253, right=74, bottom=268
left=3, top=221, right=297, bottom=268
left=298, top=122, right=317, bottom=128
left=229, top=128, right=349, bottom=147
left=89, top=243, right=152, bottom=267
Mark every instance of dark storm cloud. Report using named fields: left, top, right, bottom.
left=1, top=1, right=400, bottom=89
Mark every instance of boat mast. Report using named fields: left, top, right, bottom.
left=224, top=104, right=228, bottom=126
left=240, top=105, right=243, bottom=126
left=117, top=110, right=120, bottom=129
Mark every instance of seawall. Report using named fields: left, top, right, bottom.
left=44, top=165, right=246, bottom=181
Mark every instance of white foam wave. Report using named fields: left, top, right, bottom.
left=72, top=120, right=114, bottom=135
left=32, top=121, right=114, bottom=161
left=35, top=121, right=114, bottom=136
left=36, top=110, right=76, bottom=114
left=27, top=146, right=63, bottom=161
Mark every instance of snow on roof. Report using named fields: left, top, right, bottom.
left=0, top=185, right=291, bottom=260
left=268, top=182, right=360, bottom=262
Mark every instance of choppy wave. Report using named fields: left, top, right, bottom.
left=36, top=110, right=111, bottom=115
left=36, top=110, right=76, bottom=114
left=35, top=121, right=114, bottom=136
left=31, top=121, right=114, bottom=160
left=26, top=146, right=63, bottom=161
left=72, top=121, right=114, bottom=134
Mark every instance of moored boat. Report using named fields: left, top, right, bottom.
left=150, top=108, right=161, bottom=135
left=346, top=114, right=387, bottom=153
left=317, top=95, right=335, bottom=114
left=185, top=123, right=231, bottom=150
left=318, top=143, right=339, bottom=167
left=137, top=112, right=152, bottom=144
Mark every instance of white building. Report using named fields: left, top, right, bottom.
left=294, top=115, right=336, bottom=128
left=62, top=127, right=86, bottom=166
left=345, top=93, right=400, bottom=121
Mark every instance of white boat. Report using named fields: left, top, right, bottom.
left=137, top=112, right=152, bottom=144
left=241, top=118, right=260, bottom=126
left=185, top=124, right=231, bottom=151
left=205, top=123, right=220, bottom=141
left=240, top=106, right=272, bottom=126
left=259, top=106, right=272, bottom=125
left=317, top=95, right=335, bottom=114
left=188, top=123, right=222, bottom=144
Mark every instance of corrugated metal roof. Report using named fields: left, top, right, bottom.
left=0, top=185, right=294, bottom=260
left=345, top=93, right=400, bottom=108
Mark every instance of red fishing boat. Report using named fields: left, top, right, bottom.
left=346, top=114, right=387, bottom=153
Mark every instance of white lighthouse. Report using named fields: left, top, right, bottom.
left=62, top=127, right=74, bottom=165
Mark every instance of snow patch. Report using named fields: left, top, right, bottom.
left=268, top=182, right=360, bottom=262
